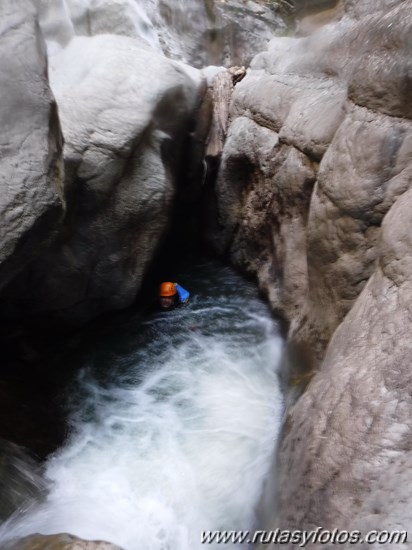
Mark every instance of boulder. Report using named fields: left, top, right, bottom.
left=2, top=534, right=122, bottom=550
left=0, top=0, right=64, bottom=292
left=1, top=34, right=202, bottom=324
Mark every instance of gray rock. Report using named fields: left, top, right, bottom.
left=39, top=0, right=287, bottom=69
left=240, top=50, right=347, bottom=162
left=2, top=533, right=123, bottom=550
left=294, top=104, right=412, bottom=367
left=141, top=0, right=287, bottom=68
left=2, top=34, right=202, bottom=324
left=295, top=0, right=345, bottom=35
left=211, top=0, right=412, bottom=365
left=347, top=3, right=412, bottom=119
left=344, top=0, right=405, bottom=18
left=64, top=0, right=162, bottom=52
left=231, top=71, right=301, bottom=132
left=208, top=115, right=316, bottom=321
left=277, top=189, right=412, bottom=540
left=207, top=0, right=412, bottom=542
left=34, top=0, right=75, bottom=50
left=0, top=439, right=46, bottom=523
left=279, top=79, right=346, bottom=159
left=0, top=0, right=64, bottom=292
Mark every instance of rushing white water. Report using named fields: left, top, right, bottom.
left=0, top=262, right=283, bottom=549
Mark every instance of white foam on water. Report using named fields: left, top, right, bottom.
left=0, top=269, right=284, bottom=549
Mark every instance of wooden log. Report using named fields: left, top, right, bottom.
left=206, top=66, right=246, bottom=160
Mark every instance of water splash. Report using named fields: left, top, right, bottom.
left=0, top=262, right=283, bottom=549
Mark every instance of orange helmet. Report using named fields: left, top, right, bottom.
left=159, top=282, right=176, bottom=297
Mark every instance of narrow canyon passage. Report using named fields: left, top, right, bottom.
left=2, top=0, right=412, bottom=546
left=0, top=260, right=284, bottom=549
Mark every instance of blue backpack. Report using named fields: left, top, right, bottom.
left=175, top=283, right=190, bottom=304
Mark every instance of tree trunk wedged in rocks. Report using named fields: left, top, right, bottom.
left=206, top=67, right=246, bottom=159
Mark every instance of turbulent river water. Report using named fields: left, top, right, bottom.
left=0, top=260, right=284, bottom=549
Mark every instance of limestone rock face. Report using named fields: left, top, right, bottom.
left=278, top=190, right=412, bottom=537
left=346, top=3, right=412, bottom=119
left=139, top=0, right=288, bottom=69
left=210, top=0, right=412, bottom=366
left=0, top=0, right=64, bottom=292
left=298, top=104, right=412, bottom=365
left=36, top=0, right=287, bottom=69
left=207, top=0, right=412, bottom=539
left=209, top=115, right=316, bottom=325
left=63, top=0, right=161, bottom=51
left=35, top=0, right=162, bottom=56
left=2, top=34, right=201, bottom=324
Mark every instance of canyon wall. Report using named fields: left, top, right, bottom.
left=207, top=0, right=412, bottom=540
left=0, top=0, right=205, bottom=325
left=141, top=0, right=287, bottom=68
left=0, top=0, right=64, bottom=294
left=36, top=0, right=287, bottom=68
left=0, top=0, right=290, bottom=327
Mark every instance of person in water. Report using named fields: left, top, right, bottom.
left=159, top=282, right=190, bottom=310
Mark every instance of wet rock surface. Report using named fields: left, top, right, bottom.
left=207, top=0, right=412, bottom=540
left=37, top=0, right=287, bottom=68
left=277, top=192, right=412, bottom=537
left=0, top=0, right=288, bottom=326
left=118, top=0, right=287, bottom=68
left=0, top=5, right=207, bottom=535
left=210, top=0, right=412, bottom=367
left=0, top=0, right=64, bottom=293
left=2, top=534, right=123, bottom=550
left=1, top=0, right=412, bottom=545
left=1, top=34, right=201, bottom=324
left=0, top=0, right=205, bottom=325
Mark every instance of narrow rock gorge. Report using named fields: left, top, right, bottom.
left=206, top=0, right=412, bottom=542
left=0, top=0, right=411, bottom=548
